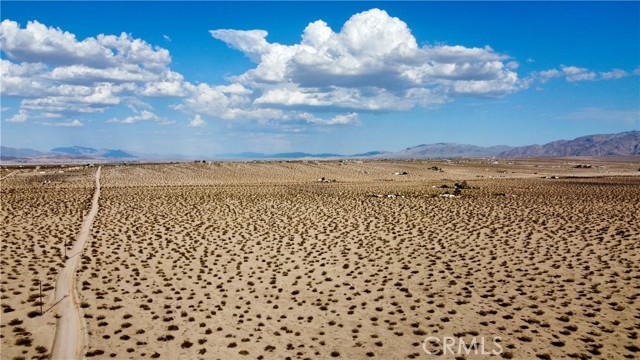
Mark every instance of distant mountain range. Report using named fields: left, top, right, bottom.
left=498, top=131, right=640, bottom=157
left=218, top=152, right=344, bottom=159
left=220, top=131, right=639, bottom=159
left=50, top=146, right=137, bottom=159
left=1, top=146, right=137, bottom=162
left=218, top=150, right=390, bottom=159
left=1, top=131, right=638, bottom=163
left=384, top=143, right=512, bottom=159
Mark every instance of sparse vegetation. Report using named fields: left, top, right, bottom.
left=3, top=161, right=638, bottom=359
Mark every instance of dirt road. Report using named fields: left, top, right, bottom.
left=50, top=167, right=101, bottom=360
left=0, top=170, right=17, bottom=182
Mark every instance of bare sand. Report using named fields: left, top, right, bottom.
left=1, top=159, right=639, bottom=360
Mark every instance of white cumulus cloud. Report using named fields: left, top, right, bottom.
left=4, top=11, right=634, bottom=132
left=0, top=19, right=184, bottom=120
left=0, top=20, right=114, bottom=67
left=209, top=8, right=522, bottom=115
left=189, top=114, right=207, bottom=127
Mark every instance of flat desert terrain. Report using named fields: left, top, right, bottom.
left=1, top=158, right=639, bottom=360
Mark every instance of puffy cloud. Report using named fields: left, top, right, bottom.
left=561, top=65, right=596, bottom=82
left=4, top=11, right=634, bottom=132
left=138, top=70, right=188, bottom=97
left=19, top=83, right=122, bottom=114
left=108, top=109, right=173, bottom=124
left=0, top=20, right=113, bottom=67
left=0, top=19, right=183, bottom=121
left=444, top=75, right=520, bottom=97
left=108, top=110, right=155, bottom=124
left=538, top=69, right=562, bottom=83
left=599, top=69, right=628, bottom=80
left=0, top=20, right=170, bottom=69
left=0, top=59, right=48, bottom=96
left=210, top=29, right=271, bottom=62
left=45, top=64, right=158, bottom=84
left=96, top=33, right=170, bottom=70
left=324, top=113, right=359, bottom=125
left=303, top=112, right=359, bottom=125
left=207, top=8, right=639, bottom=124
left=6, top=15, right=415, bottom=128
left=254, top=85, right=446, bottom=111
left=188, top=114, right=207, bottom=127
left=269, top=111, right=359, bottom=126
left=535, top=65, right=634, bottom=83
left=180, top=82, right=254, bottom=120
left=210, top=8, right=521, bottom=113
left=6, top=109, right=29, bottom=123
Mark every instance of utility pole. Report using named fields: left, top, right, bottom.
left=64, top=238, right=67, bottom=260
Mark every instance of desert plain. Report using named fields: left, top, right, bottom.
left=1, top=158, right=639, bottom=360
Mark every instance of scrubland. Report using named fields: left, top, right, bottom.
left=2, top=159, right=639, bottom=359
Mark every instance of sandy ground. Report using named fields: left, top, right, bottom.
left=1, top=166, right=95, bottom=360
left=2, top=158, right=639, bottom=360
left=50, top=167, right=101, bottom=360
left=0, top=172, right=17, bottom=182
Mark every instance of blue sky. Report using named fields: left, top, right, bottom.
left=1, top=1, right=638, bottom=156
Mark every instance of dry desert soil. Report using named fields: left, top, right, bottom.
left=1, top=158, right=639, bottom=360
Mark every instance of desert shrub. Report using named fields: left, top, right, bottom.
left=157, top=334, right=174, bottom=342
left=15, top=337, right=32, bottom=347
left=86, top=349, right=105, bottom=357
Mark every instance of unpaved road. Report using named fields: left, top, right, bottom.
left=51, top=167, right=101, bottom=360
left=0, top=170, right=18, bottom=182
